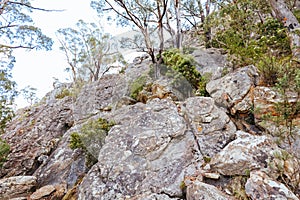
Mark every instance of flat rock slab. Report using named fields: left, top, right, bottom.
left=30, top=185, right=56, bottom=200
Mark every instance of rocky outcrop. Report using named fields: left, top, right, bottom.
left=1, top=97, right=73, bottom=178
left=78, top=98, right=197, bottom=199
left=1, top=47, right=300, bottom=199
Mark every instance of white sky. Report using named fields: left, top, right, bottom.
left=12, top=0, right=128, bottom=108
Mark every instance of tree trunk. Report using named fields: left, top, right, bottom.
left=269, top=0, right=300, bottom=61
left=175, top=0, right=182, bottom=50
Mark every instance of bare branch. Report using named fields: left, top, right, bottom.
left=7, top=1, right=64, bottom=12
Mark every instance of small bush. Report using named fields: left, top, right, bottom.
left=55, top=81, right=85, bottom=99
left=129, top=75, right=148, bottom=100
left=55, top=88, right=72, bottom=99
left=0, top=139, right=10, bottom=168
left=162, top=48, right=209, bottom=96
left=69, top=118, right=115, bottom=168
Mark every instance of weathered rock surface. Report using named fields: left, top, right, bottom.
left=1, top=97, right=73, bottom=178
left=32, top=126, right=86, bottom=188
left=206, top=65, right=259, bottom=113
left=245, top=171, right=299, bottom=200
left=0, top=176, right=36, bottom=199
left=183, top=97, right=236, bottom=157
left=192, top=47, right=228, bottom=80
left=78, top=98, right=198, bottom=199
left=30, top=184, right=56, bottom=199
left=210, top=131, right=278, bottom=176
left=186, top=180, right=234, bottom=200
left=72, top=74, right=126, bottom=121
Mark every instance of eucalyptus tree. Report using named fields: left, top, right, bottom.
left=57, top=20, right=122, bottom=82
left=0, top=0, right=53, bottom=134
left=91, top=0, right=168, bottom=64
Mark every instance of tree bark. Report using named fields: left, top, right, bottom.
left=269, top=0, right=300, bottom=61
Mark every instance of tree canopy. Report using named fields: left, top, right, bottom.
left=57, top=20, right=123, bottom=82
left=0, top=0, right=53, bottom=133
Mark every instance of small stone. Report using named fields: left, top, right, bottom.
left=203, top=172, right=220, bottom=179
left=30, top=185, right=56, bottom=200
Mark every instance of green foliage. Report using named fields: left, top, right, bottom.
left=208, top=0, right=291, bottom=72
left=0, top=1, right=53, bottom=134
left=55, top=88, right=72, bottom=99
left=272, top=62, right=300, bottom=144
left=57, top=20, right=123, bottom=82
left=129, top=75, right=148, bottom=100
left=162, top=48, right=209, bottom=96
left=69, top=118, right=115, bottom=168
left=0, top=138, right=10, bottom=168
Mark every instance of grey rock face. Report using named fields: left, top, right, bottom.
left=210, top=131, right=278, bottom=176
left=192, top=48, right=228, bottom=80
left=78, top=98, right=198, bottom=199
left=1, top=97, right=73, bottom=178
left=33, top=128, right=86, bottom=188
left=183, top=97, right=236, bottom=157
left=206, top=65, right=259, bottom=113
left=72, top=74, right=127, bottom=121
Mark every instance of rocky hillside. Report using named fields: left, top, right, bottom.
left=0, top=47, right=300, bottom=200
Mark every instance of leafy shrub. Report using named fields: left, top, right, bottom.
left=208, top=0, right=291, bottom=83
left=0, top=139, right=10, bottom=167
left=129, top=75, right=148, bottom=100
left=55, top=88, right=72, bottom=99
left=55, top=81, right=85, bottom=99
left=69, top=118, right=115, bottom=168
left=162, top=48, right=209, bottom=96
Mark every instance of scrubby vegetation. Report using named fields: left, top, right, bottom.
left=0, top=138, right=10, bottom=168
left=70, top=118, right=115, bottom=168
left=162, top=48, right=209, bottom=96
left=55, top=81, right=85, bottom=99
left=129, top=75, right=149, bottom=100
